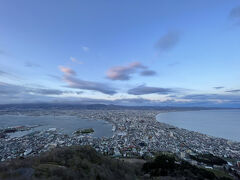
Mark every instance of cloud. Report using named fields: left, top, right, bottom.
left=156, top=31, right=180, bottom=51
left=28, top=89, right=70, bottom=95
left=128, top=85, right=174, bottom=95
left=0, top=82, right=21, bottom=95
left=0, top=84, right=153, bottom=105
left=0, top=86, right=55, bottom=104
left=0, top=70, right=16, bottom=79
left=0, top=70, right=7, bottom=76
left=214, top=86, right=224, bottom=90
left=25, top=61, right=40, bottom=68
left=0, top=82, right=240, bottom=107
left=70, top=57, right=83, bottom=64
left=140, top=70, right=157, bottom=76
left=106, top=62, right=157, bottom=81
left=182, top=93, right=240, bottom=101
left=35, top=89, right=82, bottom=95
left=0, top=82, right=85, bottom=104
left=58, top=65, right=116, bottom=95
left=59, top=66, right=76, bottom=76
left=63, top=75, right=117, bottom=95
left=225, top=89, right=240, bottom=93
left=229, top=6, right=240, bottom=26
left=82, top=46, right=89, bottom=52
left=0, top=82, right=81, bottom=96
left=47, top=74, right=62, bottom=81
left=106, top=62, right=146, bottom=80
left=183, top=94, right=217, bottom=100
left=172, top=93, right=240, bottom=107
left=230, top=6, right=240, bottom=19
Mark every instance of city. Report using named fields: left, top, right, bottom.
left=1, top=109, right=240, bottom=177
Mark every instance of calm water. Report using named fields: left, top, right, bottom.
left=0, top=115, right=113, bottom=138
left=157, top=110, right=240, bottom=142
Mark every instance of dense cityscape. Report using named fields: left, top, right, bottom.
left=0, top=109, right=240, bottom=177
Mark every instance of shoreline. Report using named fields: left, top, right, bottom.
left=156, top=109, right=240, bottom=143
left=0, top=109, right=239, bottom=163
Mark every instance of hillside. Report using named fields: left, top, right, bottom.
left=0, top=146, right=235, bottom=180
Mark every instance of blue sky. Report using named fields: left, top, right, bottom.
left=0, top=0, right=240, bottom=107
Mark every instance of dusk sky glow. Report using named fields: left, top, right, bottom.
left=0, top=0, right=240, bottom=107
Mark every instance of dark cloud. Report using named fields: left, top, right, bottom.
left=229, top=6, right=240, bottom=26
left=63, top=75, right=117, bottom=95
left=25, top=61, right=40, bottom=68
left=173, top=93, right=240, bottom=107
left=0, top=82, right=81, bottom=97
left=156, top=31, right=180, bottom=51
left=0, top=70, right=14, bottom=78
left=183, top=94, right=217, bottom=100
left=28, top=89, right=69, bottom=95
left=128, top=85, right=174, bottom=95
left=30, top=88, right=82, bottom=96
left=230, top=6, right=240, bottom=19
left=0, top=82, right=21, bottom=95
left=36, top=89, right=82, bottom=95
left=0, top=82, right=240, bottom=107
left=0, top=70, right=19, bottom=80
left=0, top=70, right=7, bottom=76
left=0, top=82, right=85, bottom=104
left=47, top=74, right=62, bottom=81
left=214, top=86, right=224, bottom=90
left=140, top=70, right=157, bottom=76
left=75, top=91, right=83, bottom=95
left=225, top=89, right=240, bottom=93
left=182, top=94, right=240, bottom=101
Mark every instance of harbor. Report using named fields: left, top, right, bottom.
left=0, top=109, right=240, bottom=175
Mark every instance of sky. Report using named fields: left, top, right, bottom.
left=0, top=0, right=240, bottom=107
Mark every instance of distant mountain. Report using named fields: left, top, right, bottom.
left=0, top=103, right=233, bottom=111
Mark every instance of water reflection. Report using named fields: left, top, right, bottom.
left=0, top=115, right=113, bottom=138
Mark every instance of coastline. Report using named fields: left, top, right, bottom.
left=156, top=109, right=240, bottom=143
left=0, top=109, right=239, bottom=163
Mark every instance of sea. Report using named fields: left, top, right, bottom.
left=0, top=115, right=113, bottom=138
left=157, top=109, right=240, bottom=142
